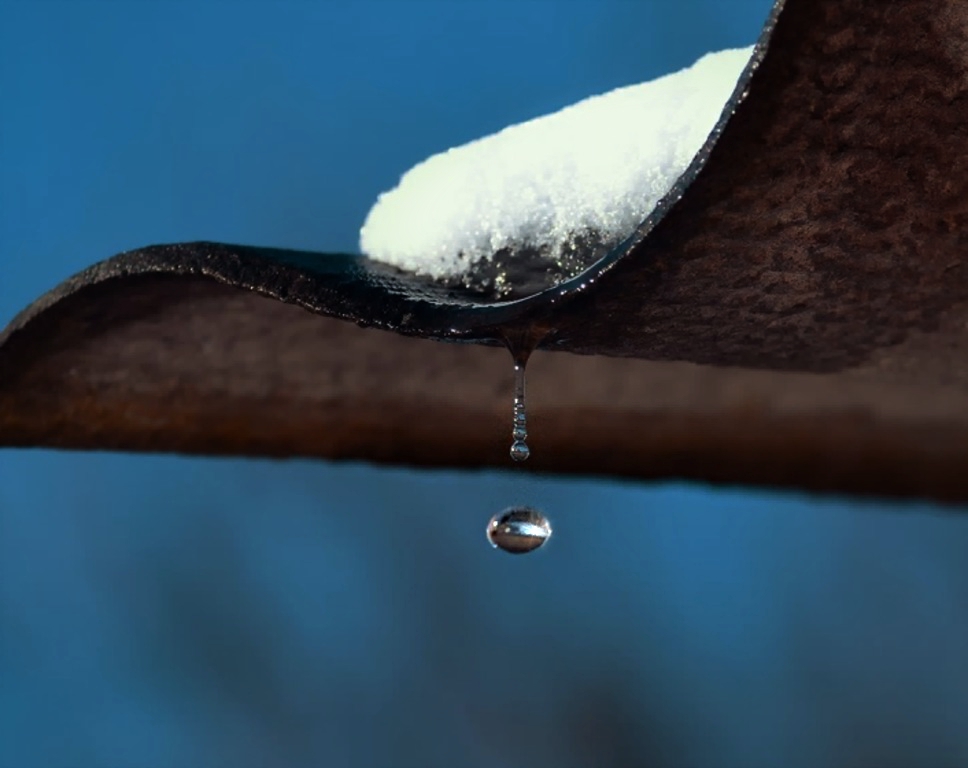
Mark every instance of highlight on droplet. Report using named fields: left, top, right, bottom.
left=486, top=507, right=553, bottom=554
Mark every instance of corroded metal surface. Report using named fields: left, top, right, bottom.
left=4, top=0, right=968, bottom=503
left=4, top=275, right=968, bottom=504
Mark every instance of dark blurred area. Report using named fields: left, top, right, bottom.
left=3, top=458, right=968, bottom=767
left=2, top=1, right=968, bottom=766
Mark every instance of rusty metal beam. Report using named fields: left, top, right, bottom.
left=4, top=0, right=968, bottom=504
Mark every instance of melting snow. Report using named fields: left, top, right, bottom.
left=360, top=46, right=754, bottom=287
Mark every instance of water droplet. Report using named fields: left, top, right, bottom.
left=509, top=360, right=529, bottom=461
left=509, top=440, right=530, bottom=461
left=486, top=507, right=552, bottom=554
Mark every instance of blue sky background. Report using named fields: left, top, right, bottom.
left=3, top=1, right=968, bottom=766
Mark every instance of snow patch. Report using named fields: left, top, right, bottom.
left=360, top=46, right=753, bottom=288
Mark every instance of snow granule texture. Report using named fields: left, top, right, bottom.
left=360, top=46, right=753, bottom=281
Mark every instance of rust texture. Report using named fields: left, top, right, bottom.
left=4, top=0, right=968, bottom=503
left=546, top=0, right=968, bottom=379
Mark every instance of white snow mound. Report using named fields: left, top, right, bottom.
left=360, top=46, right=754, bottom=279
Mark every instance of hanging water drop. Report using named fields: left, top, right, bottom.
left=486, top=507, right=552, bottom=554
left=509, top=440, right=530, bottom=461
left=509, top=360, right=529, bottom=461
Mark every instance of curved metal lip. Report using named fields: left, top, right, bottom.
left=1, top=0, right=783, bottom=347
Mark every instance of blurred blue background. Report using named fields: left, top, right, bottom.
left=2, top=1, right=968, bottom=766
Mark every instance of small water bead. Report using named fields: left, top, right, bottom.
left=486, top=507, right=552, bottom=554
left=509, top=360, right=530, bottom=461
left=509, top=441, right=530, bottom=461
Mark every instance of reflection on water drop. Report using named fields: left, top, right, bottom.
left=486, top=507, right=552, bottom=554
left=509, top=441, right=530, bottom=461
left=510, top=360, right=529, bottom=461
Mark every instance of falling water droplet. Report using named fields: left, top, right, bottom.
left=486, top=507, right=552, bottom=554
left=510, top=360, right=529, bottom=461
